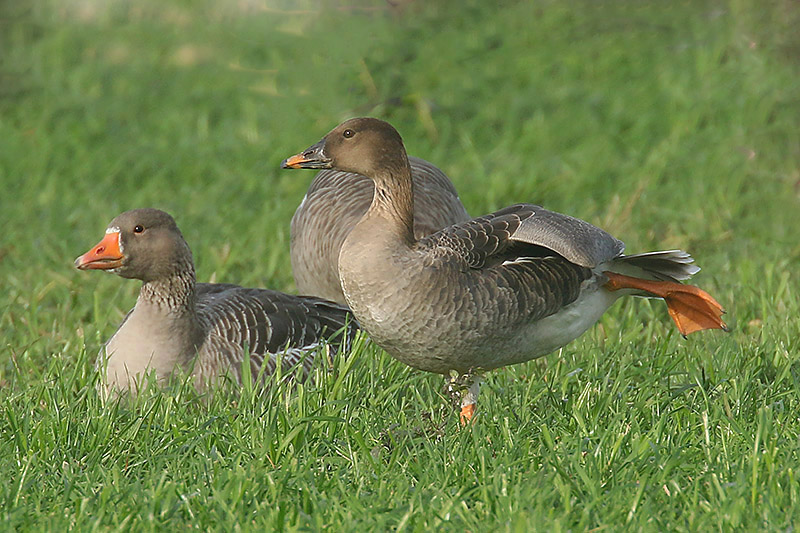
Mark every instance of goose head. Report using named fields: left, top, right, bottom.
left=282, top=117, right=409, bottom=180
left=75, top=208, right=192, bottom=282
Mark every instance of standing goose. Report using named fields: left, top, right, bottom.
left=291, top=156, right=470, bottom=303
left=282, top=117, right=727, bottom=422
left=75, top=208, right=357, bottom=396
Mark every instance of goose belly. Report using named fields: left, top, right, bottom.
left=345, top=272, right=618, bottom=374
left=484, top=288, right=618, bottom=370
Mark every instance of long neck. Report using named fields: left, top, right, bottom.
left=368, top=156, right=415, bottom=245
left=137, top=259, right=197, bottom=318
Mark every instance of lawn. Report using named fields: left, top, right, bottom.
left=1, top=0, right=799, bottom=530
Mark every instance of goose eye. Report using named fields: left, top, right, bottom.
left=342, top=129, right=354, bottom=139
left=133, top=225, right=144, bottom=234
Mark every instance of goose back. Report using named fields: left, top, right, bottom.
left=193, top=284, right=356, bottom=382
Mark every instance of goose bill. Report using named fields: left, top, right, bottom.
left=281, top=140, right=331, bottom=169
left=75, top=231, right=124, bottom=270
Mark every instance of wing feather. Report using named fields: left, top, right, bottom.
left=418, top=204, right=624, bottom=269
left=195, top=284, right=357, bottom=378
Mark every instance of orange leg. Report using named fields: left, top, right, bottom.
left=460, top=403, right=476, bottom=425
left=604, top=271, right=728, bottom=335
left=458, top=376, right=482, bottom=426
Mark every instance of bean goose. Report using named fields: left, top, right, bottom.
left=291, top=156, right=470, bottom=303
left=75, top=208, right=357, bottom=396
left=282, top=117, right=728, bottom=423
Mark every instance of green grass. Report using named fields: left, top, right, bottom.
left=2, top=0, right=800, bottom=529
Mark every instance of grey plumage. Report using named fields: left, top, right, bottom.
left=290, top=156, right=469, bottom=303
left=76, top=208, right=357, bottom=395
left=498, top=204, right=626, bottom=268
left=194, top=284, right=355, bottom=379
left=416, top=203, right=623, bottom=268
left=615, top=250, right=700, bottom=281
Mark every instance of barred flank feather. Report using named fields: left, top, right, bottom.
left=196, top=284, right=357, bottom=383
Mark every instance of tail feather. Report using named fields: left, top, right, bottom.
left=617, top=250, right=700, bottom=282
left=604, top=271, right=728, bottom=335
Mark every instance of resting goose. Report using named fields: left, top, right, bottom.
left=282, top=117, right=728, bottom=423
left=291, top=156, right=470, bottom=303
left=75, top=208, right=357, bottom=395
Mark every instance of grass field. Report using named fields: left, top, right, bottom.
left=2, top=0, right=800, bottom=529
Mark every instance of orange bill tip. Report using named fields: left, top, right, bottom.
left=281, top=153, right=309, bottom=169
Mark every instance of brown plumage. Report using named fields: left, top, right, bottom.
left=282, top=117, right=727, bottom=422
left=290, top=156, right=469, bottom=303
left=75, top=208, right=357, bottom=396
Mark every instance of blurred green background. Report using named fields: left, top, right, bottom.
left=1, top=0, right=799, bottom=529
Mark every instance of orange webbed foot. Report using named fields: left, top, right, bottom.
left=604, top=271, right=728, bottom=335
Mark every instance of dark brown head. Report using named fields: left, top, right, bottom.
left=75, top=208, right=193, bottom=282
left=281, top=117, right=409, bottom=179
